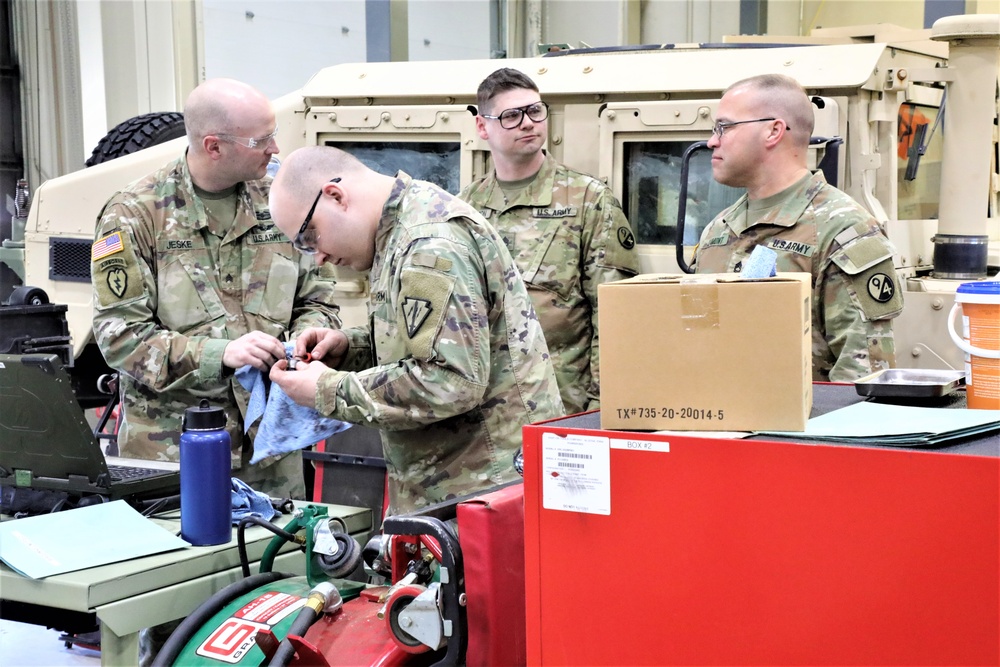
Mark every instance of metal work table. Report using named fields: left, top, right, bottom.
left=0, top=501, right=371, bottom=666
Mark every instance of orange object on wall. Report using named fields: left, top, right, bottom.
left=898, top=105, right=930, bottom=159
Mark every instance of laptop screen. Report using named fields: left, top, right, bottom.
left=0, top=354, right=111, bottom=485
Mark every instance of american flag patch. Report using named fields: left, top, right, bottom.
left=92, top=232, right=124, bottom=260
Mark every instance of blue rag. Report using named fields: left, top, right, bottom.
left=235, top=343, right=351, bottom=464
left=741, top=245, right=778, bottom=279
left=231, top=478, right=276, bottom=524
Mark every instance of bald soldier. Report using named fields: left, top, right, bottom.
left=460, top=68, right=640, bottom=414
left=693, top=73, right=903, bottom=381
left=267, top=146, right=564, bottom=515
left=91, top=78, right=340, bottom=499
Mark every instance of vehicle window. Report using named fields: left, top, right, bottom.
left=328, top=141, right=461, bottom=194
left=897, top=103, right=942, bottom=220
left=623, top=141, right=742, bottom=246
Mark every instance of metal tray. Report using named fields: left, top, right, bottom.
left=854, top=369, right=966, bottom=398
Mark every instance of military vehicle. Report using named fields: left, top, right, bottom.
left=1, top=13, right=997, bottom=664
left=2, top=13, right=998, bottom=400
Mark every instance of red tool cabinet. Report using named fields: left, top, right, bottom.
left=522, top=387, right=999, bottom=666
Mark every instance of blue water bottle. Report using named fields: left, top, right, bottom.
left=180, top=399, right=232, bottom=546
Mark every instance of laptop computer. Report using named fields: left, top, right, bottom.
left=0, top=353, right=180, bottom=502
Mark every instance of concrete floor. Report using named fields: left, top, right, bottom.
left=0, top=620, right=101, bottom=666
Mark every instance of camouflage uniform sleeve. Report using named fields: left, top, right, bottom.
left=289, top=259, right=342, bottom=334
left=313, top=234, right=490, bottom=427
left=91, top=196, right=229, bottom=392
left=339, top=326, right=376, bottom=371
left=580, top=186, right=640, bottom=410
left=821, top=225, right=903, bottom=381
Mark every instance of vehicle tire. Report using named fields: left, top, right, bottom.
left=84, top=112, right=186, bottom=167
left=6, top=285, right=49, bottom=306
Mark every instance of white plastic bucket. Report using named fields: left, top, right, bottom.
left=948, top=280, right=1000, bottom=410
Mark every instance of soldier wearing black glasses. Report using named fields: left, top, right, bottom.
left=459, top=68, right=640, bottom=415
left=267, top=146, right=564, bottom=515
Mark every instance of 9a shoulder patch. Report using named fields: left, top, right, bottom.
left=616, top=225, right=635, bottom=250
left=398, top=267, right=455, bottom=360
left=601, top=222, right=641, bottom=273
left=848, top=261, right=904, bottom=320
left=92, top=230, right=145, bottom=308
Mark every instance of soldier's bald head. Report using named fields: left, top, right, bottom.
left=273, top=146, right=367, bottom=204
left=184, top=78, right=272, bottom=146
left=268, top=146, right=372, bottom=238
left=725, top=74, right=814, bottom=145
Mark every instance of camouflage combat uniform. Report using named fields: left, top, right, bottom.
left=91, top=154, right=340, bottom=498
left=460, top=154, right=640, bottom=414
left=314, top=172, right=564, bottom=515
left=693, top=171, right=903, bottom=382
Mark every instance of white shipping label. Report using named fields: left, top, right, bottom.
left=541, top=432, right=611, bottom=515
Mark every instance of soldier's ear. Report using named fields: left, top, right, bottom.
left=475, top=116, right=490, bottom=141
left=202, top=135, right=225, bottom=160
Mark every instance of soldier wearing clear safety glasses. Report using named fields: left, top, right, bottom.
left=460, top=68, right=640, bottom=415
left=90, top=78, right=340, bottom=503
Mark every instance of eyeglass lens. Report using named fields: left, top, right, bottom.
left=498, top=103, right=548, bottom=129
left=293, top=177, right=341, bottom=254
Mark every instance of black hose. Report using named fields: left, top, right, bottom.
left=238, top=516, right=302, bottom=577
left=151, top=571, right=291, bottom=667
left=315, top=533, right=362, bottom=579
left=268, top=605, right=321, bottom=667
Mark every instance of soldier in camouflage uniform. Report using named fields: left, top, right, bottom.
left=91, top=79, right=341, bottom=501
left=460, top=68, right=640, bottom=414
left=693, top=74, right=902, bottom=381
left=267, top=146, right=564, bottom=515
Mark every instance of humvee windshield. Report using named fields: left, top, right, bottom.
left=624, top=141, right=743, bottom=247
left=327, top=141, right=461, bottom=194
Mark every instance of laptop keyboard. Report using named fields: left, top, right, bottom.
left=108, top=464, right=167, bottom=481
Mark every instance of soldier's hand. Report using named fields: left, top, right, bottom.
left=222, top=331, right=286, bottom=372
left=270, top=358, right=326, bottom=409
left=292, top=328, right=349, bottom=368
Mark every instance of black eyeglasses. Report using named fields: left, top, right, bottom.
left=292, top=177, right=341, bottom=254
left=480, top=102, right=549, bottom=129
left=712, top=117, right=789, bottom=137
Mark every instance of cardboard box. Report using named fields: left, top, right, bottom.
left=599, top=273, right=812, bottom=432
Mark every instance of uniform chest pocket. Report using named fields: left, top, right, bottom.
left=244, top=252, right=299, bottom=336
left=511, top=216, right=574, bottom=300
left=156, top=253, right=228, bottom=334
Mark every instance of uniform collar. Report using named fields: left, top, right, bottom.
left=375, top=171, right=412, bottom=252
left=723, top=171, right=824, bottom=235
left=177, top=152, right=259, bottom=239
left=481, top=153, right=558, bottom=211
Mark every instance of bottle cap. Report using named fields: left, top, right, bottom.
left=184, top=399, right=226, bottom=431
